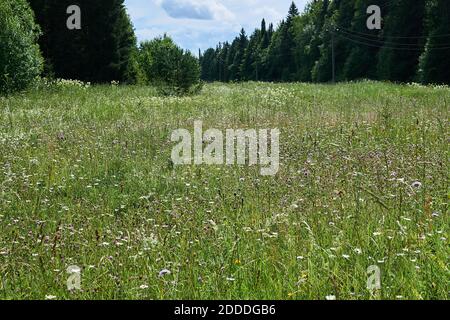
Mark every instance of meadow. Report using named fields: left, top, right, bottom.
left=0, top=81, right=448, bottom=300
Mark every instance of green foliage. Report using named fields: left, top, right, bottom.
left=0, top=0, right=43, bottom=94
left=292, top=1, right=328, bottom=82
left=313, top=0, right=355, bottom=82
left=28, top=0, right=137, bottom=83
left=138, top=36, right=202, bottom=95
left=377, top=0, right=427, bottom=82
left=201, top=0, right=450, bottom=85
left=418, top=0, right=450, bottom=84
left=240, top=29, right=261, bottom=81
left=229, top=29, right=248, bottom=81
left=343, top=0, right=384, bottom=80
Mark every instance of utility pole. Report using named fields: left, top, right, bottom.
left=331, top=28, right=336, bottom=84
left=219, top=57, right=222, bottom=81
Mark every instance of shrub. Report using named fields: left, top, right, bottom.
left=138, top=36, right=201, bottom=95
left=0, top=0, right=43, bottom=95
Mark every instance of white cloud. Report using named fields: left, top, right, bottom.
left=125, top=0, right=309, bottom=53
left=158, top=0, right=235, bottom=21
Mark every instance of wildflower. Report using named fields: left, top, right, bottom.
left=139, top=284, right=149, bottom=289
left=234, top=259, right=241, bottom=265
left=411, top=181, right=422, bottom=189
left=159, top=269, right=171, bottom=277
left=326, top=295, right=336, bottom=300
left=207, top=220, right=218, bottom=232
left=45, top=295, right=57, bottom=300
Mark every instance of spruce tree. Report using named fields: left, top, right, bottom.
left=290, top=0, right=329, bottom=82
left=228, top=29, right=248, bottom=81
left=418, top=0, right=450, bottom=84
left=200, top=48, right=217, bottom=82
left=267, top=2, right=300, bottom=81
left=313, top=0, right=355, bottom=82
left=28, top=0, right=137, bottom=83
left=241, top=30, right=262, bottom=81
left=377, top=0, right=427, bottom=82
left=343, top=0, right=384, bottom=80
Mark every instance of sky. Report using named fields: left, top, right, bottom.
left=124, top=0, right=309, bottom=54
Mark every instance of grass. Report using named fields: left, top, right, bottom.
left=0, top=81, right=448, bottom=300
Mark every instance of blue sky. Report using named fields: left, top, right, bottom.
left=124, top=0, right=308, bottom=54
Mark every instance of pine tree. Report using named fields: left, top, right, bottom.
left=282, top=2, right=300, bottom=80
left=241, top=30, right=262, bottom=80
left=418, top=0, right=450, bottom=84
left=292, top=0, right=329, bottom=82
left=313, top=0, right=355, bottom=82
left=200, top=48, right=217, bottom=82
left=377, top=0, right=427, bottom=82
left=28, top=0, right=137, bottom=83
left=219, top=42, right=230, bottom=82
left=266, top=20, right=284, bottom=81
left=229, top=29, right=248, bottom=81
left=267, top=2, right=300, bottom=81
left=343, top=0, right=384, bottom=80
left=260, top=19, right=270, bottom=49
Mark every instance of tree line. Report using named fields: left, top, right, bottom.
left=200, top=0, right=450, bottom=85
left=2, top=0, right=448, bottom=95
left=1, top=0, right=201, bottom=95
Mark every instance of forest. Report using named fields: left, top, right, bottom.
left=2, top=0, right=449, bottom=97
left=199, top=0, right=450, bottom=84
left=1, top=0, right=200, bottom=95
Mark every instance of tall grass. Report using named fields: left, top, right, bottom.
left=0, top=81, right=448, bottom=299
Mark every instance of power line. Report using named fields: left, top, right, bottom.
left=336, top=33, right=450, bottom=51
left=336, top=29, right=450, bottom=48
left=333, top=0, right=450, bottom=40
left=336, top=26, right=450, bottom=40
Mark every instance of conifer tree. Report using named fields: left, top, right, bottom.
left=228, top=29, right=248, bottom=81
left=313, top=0, right=355, bottom=82
left=377, top=0, right=427, bottom=82
left=343, top=0, right=384, bottom=80
left=28, top=0, right=137, bottom=83
left=418, top=0, right=450, bottom=84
